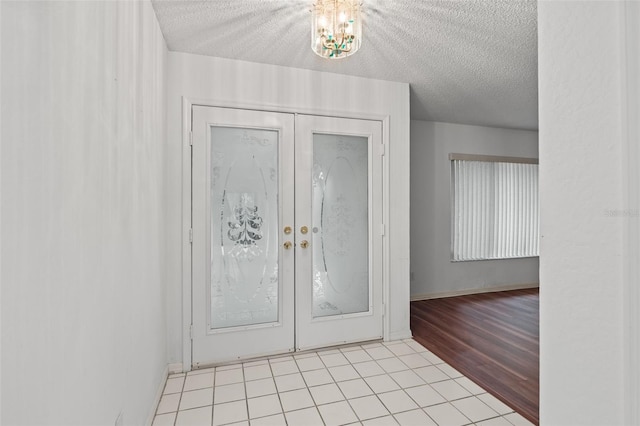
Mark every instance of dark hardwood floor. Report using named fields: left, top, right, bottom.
left=411, top=288, right=539, bottom=425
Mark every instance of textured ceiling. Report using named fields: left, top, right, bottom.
left=151, top=0, right=538, bottom=130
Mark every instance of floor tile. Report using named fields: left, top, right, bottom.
left=397, top=353, right=431, bottom=369
left=215, top=368, right=244, bottom=386
left=503, top=412, right=536, bottom=426
left=389, top=370, right=425, bottom=389
left=303, top=368, right=334, bottom=387
left=285, top=407, right=325, bottom=426
left=244, top=364, right=272, bottom=381
left=270, top=360, right=299, bottom=376
left=438, top=363, right=464, bottom=379
left=320, top=352, right=351, bottom=367
left=243, top=359, right=269, bottom=367
left=477, top=393, right=515, bottom=415
left=214, top=382, right=246, bottom=404
left=431, top=379, right=473, bottom=401
left=362, top=415, right=399, bottom=426
left=317, top=400, right=359, bottom=426
left=414, top=365, right=450, bottom=384
left=455, top=376, right=486, bottom=395
left=317, top=348, right=342, bottom=356
left=245, top=377, right=277, bottom=398
left=164, top=376, right=185, bottom=394
left=188, top=367, right=216, bottom=376
left=403, top=340, right=428, bottom=353
left=248, top=394, right=282, bottom=419
left=250, top=413, right=287, bottom=426
left=169, top=372, right=186, bottom=378
left=274, top=372, right=307, bottom=392
left=364, top=374, right=401, bottom=394
left=183, top=372, right=214, bottom=392
left=152, top=412, right=176, bottom=426
left=477, top=416, right=514, bottom=426
left=352, top=361, right=385, bottom=378
left=340, top=345, right=364, bottom=352
left=420, top=351, right=445, bottom=365
left=343, top=349, right=373, bottom=364
left=393, top=409, right=437, bottom=426
left=309, top=383, right=345, bottom=405
left=179, top=387, right=213, bottom=410
left=175, top=406, right=212, bottom=426
left=377, top=390, right=419, bottom=414
left=451, top=396, right=500, bottom=423
left=337, top=378, right=374, bottom=399
left=328, top=365, right=360, bottom=382
left=404, top=384, right=446, bottom=408
left=348, top=395, right=390, bottom=421
left=294, top=351, right=320, bottom=359
left=269, top=355, right=294, bottom=364
left=212, top=400, right=248, bottom=426
left=296, top=356, right=325, bottom=372
left=423, top=402, right=470, bottom=426
left=216, top=364, right=242, bottom=372
left=376, top=357, right=410, bottom=374
left=360, top=342, right=383, bottom=350
left=156, top=393, right=180, bottom=414
left=279, top=388, right=315, bottom=412
left=364, top=346, right=395, bottom=360
left=386, top=343, right=416, bottom=357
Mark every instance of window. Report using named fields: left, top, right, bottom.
left=450, top=154, right=539, bottom=261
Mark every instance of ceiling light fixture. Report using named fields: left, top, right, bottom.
left=311, top=0, right=362, bottom=59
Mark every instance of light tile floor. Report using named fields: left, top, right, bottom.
left=153, top=339, right=535, bottom=426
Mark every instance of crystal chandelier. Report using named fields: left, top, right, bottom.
left=311, top=0, right=362, bottom=59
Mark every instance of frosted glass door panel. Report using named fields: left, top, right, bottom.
left=312, top=134, right=369, bottom=318
left=210, top=127, right=279, bottom=329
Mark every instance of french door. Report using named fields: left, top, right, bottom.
left=191, top=106, right=383, bottom=367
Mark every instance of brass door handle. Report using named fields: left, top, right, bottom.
left=300, top=240, right=309, bottom=249
left=283, top=241, right=292, bottom=250
left=300, top=226, right=309, bottom=235
left=284, top=226, right=292, bottom=235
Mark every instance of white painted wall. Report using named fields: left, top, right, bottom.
left=166, top=52, right=411, bottom=365
left=624, top=2, right=640, bottom=423
left=410, top=120, right=539, bottom=298
left=1, top=1, right=168, bottom=424
left=539, top=1, right=626, bottom=424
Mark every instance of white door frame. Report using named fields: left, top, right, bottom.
left=180, top=97, right=392, bottom=371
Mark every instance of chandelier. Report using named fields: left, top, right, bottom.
left=311, top=0, right=362, bottom=59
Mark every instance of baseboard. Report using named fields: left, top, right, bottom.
left=410, top=283, right=539, bottom=301
left=168, top=362, right=184, bottom=375
left=145, top=364, right=169, bottom=426
left=388, top=329, right=413, bottom=341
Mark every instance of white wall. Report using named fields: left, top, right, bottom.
left=166, top=52, right=411, bottom=365
left=624, top=2, right=640, bottom=423
left=539, top=1, right=626, bottom=424
left=410, top=120, right=539, bottom=298
left=1, top=1, right=168, bottom=424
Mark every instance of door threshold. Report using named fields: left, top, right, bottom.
left=192, top=338, right=383, bottom=371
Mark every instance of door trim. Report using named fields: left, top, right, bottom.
left=180, top=97, right=391, bottom=372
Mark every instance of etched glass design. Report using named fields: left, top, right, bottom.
left=210, top=127, right=279, bottom=329
left=312, top=134, right=369, bottom=318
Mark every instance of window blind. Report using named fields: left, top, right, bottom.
left=451, top=157, right=539, bottom=261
